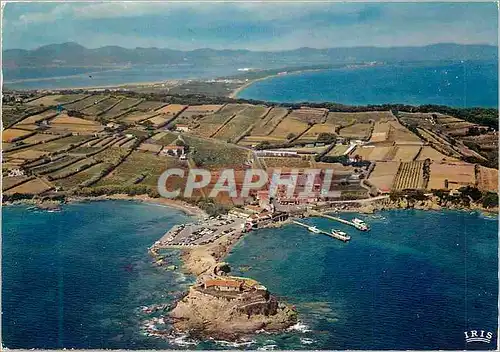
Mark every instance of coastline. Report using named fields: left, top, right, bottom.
left=6, top=78, right=179, bottom=92
left=228, top=64, right=380, bottom=99
left=229, top=75, right=275, bottom=99
left=164, top=229, right=298, bottom=340
left=3, top=194, right=207, bottom=218
left=229, top=68, right=326, bottom=99
left=3, top=67, right=130, bottom=85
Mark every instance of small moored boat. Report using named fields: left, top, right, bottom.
left=352, top=218, right=369, bottom=231
left=307, top=226, right=321, bottom=234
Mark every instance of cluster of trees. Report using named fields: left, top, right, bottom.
left=389, top=189, right=428, bottom=202
left=182, top=197, right=230, bottom=216
left=66, top=109, right=85, bottom=118
left=422, top=159, right=431, bottom=188
left=466, top=126, right=490, bottom=136
left=315, top=154, right=371, bottom=167
left=316, top=132, right=337, bottom=144
left=482, top=192, right=499, bottom=208
left=73, top=185, right=160, bottom=198
left=432, top=186, right=498, bottom=208
left=3, top=193, right=37, bottom=202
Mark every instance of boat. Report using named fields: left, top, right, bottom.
left=307, top=226, right=321, bottom=233
left=331, top=229, right=348, bottom=237
left=331, top=229, right=351, bottom=242
left=352, top=218, right=369, bottom=231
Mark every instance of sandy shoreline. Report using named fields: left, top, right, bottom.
left=228, top=67, right=341, bottom=99
left=228, top=75, right=275, bottom=98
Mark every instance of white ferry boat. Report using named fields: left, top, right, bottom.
left=331, top=229, right=348, bottom=237
left=352, top=218, right=369, bottom=231
left=331, top=229, right=351, bottom=242
left=308, top=226, right=321, bottom=234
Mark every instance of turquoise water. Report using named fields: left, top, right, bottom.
left=3, top=204, right=498, bottom=349
left=237, top=61, right=499, bottom=108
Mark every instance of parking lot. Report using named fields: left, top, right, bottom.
left=156, top=215, right=245, bottom=247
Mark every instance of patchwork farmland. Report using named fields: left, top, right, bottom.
left=192, top=104, right=248, bottom=138
left=2, top=92, right=497, bottom=205
left=213, top=105, right=269, bottom=143
left=393, top=161, right=425, bottom=190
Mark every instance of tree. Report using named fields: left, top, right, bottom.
left=466, top=126, right=481, bottom=136
left=482, top=192, right=498, bottom=208
left=286, top=133, right=296, bottom=140
left=459, top=186, right=483, bottom=202
left=317, top=132, right=337, bottom=144
left=142, top=120, right=154, bottom=130
left=67, top=110, right=84, bottom=118
left=256, top=141, right=271, bottom=150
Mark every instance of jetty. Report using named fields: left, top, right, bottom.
left=311, top=211, right=370, bottom=231
left=292, top=220, right=351, bottom=242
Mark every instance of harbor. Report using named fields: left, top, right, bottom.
left=311, top=211, right=370, bottom=231
left=151, top=209, right=372, bottom=255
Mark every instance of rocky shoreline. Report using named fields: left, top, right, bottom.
left=154, top=229, right=298, bottom=340
left=353, top=196, right=497, bottom=216
left=169, top=285, right=297, bottom=341
left=3, top=194, right=207, bottom=218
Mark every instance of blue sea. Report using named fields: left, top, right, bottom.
left=2, top=203, right=498, bottom=350
left=237, top=61, right=499, bottom=108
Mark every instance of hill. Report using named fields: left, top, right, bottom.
left=3, top=42, right=497, bottom=68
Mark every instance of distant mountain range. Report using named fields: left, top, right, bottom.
left=3, top=42, right=498, bottom=68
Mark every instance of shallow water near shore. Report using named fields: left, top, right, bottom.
left=2, top=203, right=498, bottom=349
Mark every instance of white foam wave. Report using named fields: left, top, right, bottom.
left=214, top=339, right=256, bottom=347
left=286, top=321, right=312, bottom=333
left=167, top=333, right=199, bottom=346
left=257, top=344, right=278, bottom=350
left=300, top=337, right=315, bottom=345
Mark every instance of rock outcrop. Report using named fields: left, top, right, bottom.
left=169, top=285, right=297, bottom=340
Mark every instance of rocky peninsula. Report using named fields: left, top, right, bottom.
left=169, top=267, right=297, bottom=340
left=155, top=228, right=297, bottom=340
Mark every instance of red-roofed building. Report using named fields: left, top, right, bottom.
left=204, top=279, right=244, bottom=292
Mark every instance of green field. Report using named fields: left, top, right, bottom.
left=30, top=135, right=92, bottom=152
left=183, top=135, right=250, bottom=168
left=213, top=105, right=268, bottom=142
left=81, top=96, right=121, bottom=116
left=53, top=163, right=108, bottom=189
left=95, top=151, right=183, bottom=187
left=100, top=98, right=143, bottom=119
left=192, top=104, right=248, bottom=137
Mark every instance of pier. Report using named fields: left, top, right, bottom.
left=310, top=211, right=370, bottom=231
left=292, top=220, right=351, bottom=242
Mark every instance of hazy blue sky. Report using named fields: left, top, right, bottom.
left=2, top=2, right=498, bottom=50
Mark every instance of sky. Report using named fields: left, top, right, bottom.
left=2, top=2, right=498, bottom=51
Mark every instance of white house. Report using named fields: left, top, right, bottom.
left=160, top=145, right=185, bottom=158
left=175, top=124, right=190, bottom=132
